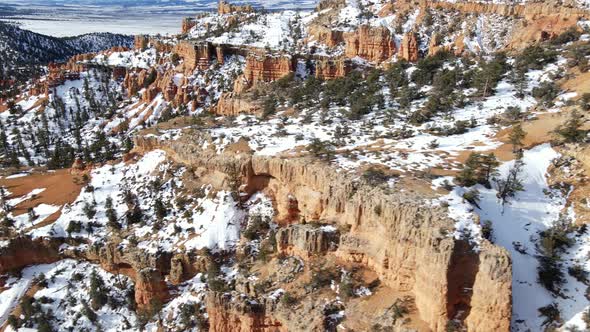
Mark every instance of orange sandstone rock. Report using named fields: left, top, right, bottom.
left=344, top=25, right=396, bottom=62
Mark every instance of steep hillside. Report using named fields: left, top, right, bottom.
left=0, top=22, right=133, bottom=66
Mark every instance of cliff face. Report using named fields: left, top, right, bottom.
left=308, top=25, right=344, bottom=48
left=315, top=59, right=351, bottom=80
left=242, top=55, right=295, bottom=89
left=135, top=268, right=170, bottom=308
left=207, top=292, right=287, bottom=332
left=216, top=92, right=262, bottom=116
left=344, top=25, right=397, bottom=62
left=0, top=237, right=61, bottom=273
left=135, top=134, right=513, bottom=332
left=465, top=242, right=512, bottom=332
left=182, top=18, right=197, bottom=34
left=276, top=224, right=340, bottom=259
left=174, top=41, right=213, bottom=72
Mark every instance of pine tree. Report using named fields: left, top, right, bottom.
left=105, top=197, right=120, bottom=230
left=89, top=270, right=106, bottom=310
left=456, top=153, right=499, bottom=188
left=154, top=198, right=167, bottom=220
left=555, top=110, right=587, bottom=143
left=508, top=123, right=526, bottom=153
left=496, top=158, right=525, bottom=208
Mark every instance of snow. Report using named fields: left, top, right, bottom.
left=467, top=144, right=590, bottom=331
left=0, top=263, right=55, bottom=326
left=31, top=150, right=167, bottom=239
left=93, top=48, right=157, bottom=69
left=7, top=188, right=46, bottom=208
left=4, top=173, right=29, bottom=179
left=182, top=190, right=244, bottom=251
left=12, top=204, right=61, bottom=229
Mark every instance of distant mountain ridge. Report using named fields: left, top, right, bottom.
left=0, top=22, right=133, bottom=67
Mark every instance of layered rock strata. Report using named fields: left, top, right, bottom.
left=134, top=133, right=513, bottom=332
left=343, top=25, right=397, bottom=62
left=276, top=224, right=340, bottom=259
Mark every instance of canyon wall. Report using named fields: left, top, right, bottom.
left=315, top=59, right=351, bottom=79
left=135, top=134, right=513, bottom=332
left=343, top=25, right=397, bottom=62
left=182, top=18, right=197, bottom=34
left=207, top=291, right=287, bottom=332
left=399, top=32, right=419, bottom=62
left=216, top=92, right=262, bottom=116
left=0, top=237, right=61, bottom=273
left=242, top=54, right=296, bottom=89
left=174, top=41, right=213, bottom=72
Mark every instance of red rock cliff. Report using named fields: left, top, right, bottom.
left=399, top=32, right=419, bottom=62
left=239, top=54, right=295, bottom=91
left=344, top=25, right=396, bottom=62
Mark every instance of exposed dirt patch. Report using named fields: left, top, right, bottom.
left=0, top=169, right=85, bottom=217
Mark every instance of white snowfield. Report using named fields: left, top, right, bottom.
left=437, top=144, right=590, bottom=331
left=93, top=48, right=158, bottom=70
left=0, top=260, right=137, bottom=331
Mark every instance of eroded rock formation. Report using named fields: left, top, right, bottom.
left=344, top=25, right=397, bottom=62
left=135, top=133, right=513, bottom=332
left=174, top=41, right=213, bottom=72
left=399, top=32, right=419, bottom=62
left=216, top=92, right=262, bottom=116
left=241, top=54, right=295, bottom=89
left=182, top=18, right=197, bottom=34
left=276, top=224, right=340, bottom=259
left=0, top=237, right=61, bottom=273
left=315, top=58, right=351, bottom=80
left=207, top=291, right=286, bottom=332
left=218, top=1, right=255, bottom=15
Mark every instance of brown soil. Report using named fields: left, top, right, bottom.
left=344, top=284, right=431, bottom=331
left=562, top=68, right=590, bottom=97
left=453, top=111, right=571, bottom=164
left=0, top=169, right=84, bottom=217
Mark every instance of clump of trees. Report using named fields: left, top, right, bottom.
left=455, top=153, right=499, bottom=189
left=555, top=110, right=588, bottom=143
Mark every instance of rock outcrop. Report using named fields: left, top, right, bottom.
left=241, top=54, right=295, bottom=90
left=134, top=35, right=149, bottom=50
left=216, top=92, right=262, bottom=116
left=308, top=25, right=344, bottom=48
left=135, top=268, right=170, bottom=308
left=218, top=1, right=255, bottom=15
left=174, top=41, right=213, bottom=72
left=276, top=224, right=340, bottom=259
left=464, top=242, right=512, bottom=332
left=344, top=25, right=396, bottom=62
left=182, top=18, right=197, bottom=34
left=207, top=291, right=286, bottom=332
left=315, top=59, right=351, bottom=80
left=399, top=32, right=420, bottom=62
left=0, top=237, right=61, bottom=273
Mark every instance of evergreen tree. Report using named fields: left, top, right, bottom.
left=456, top=153, right=500, bottom=188
left=508, top=123, right=527, bottom=154
left=555, top=110, right=587, bottom=143
left=105, top=197, right=120, bottom=230
left=496, top=158, right=525, bottom=208
left=89, top=270, right=107, bottom=310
